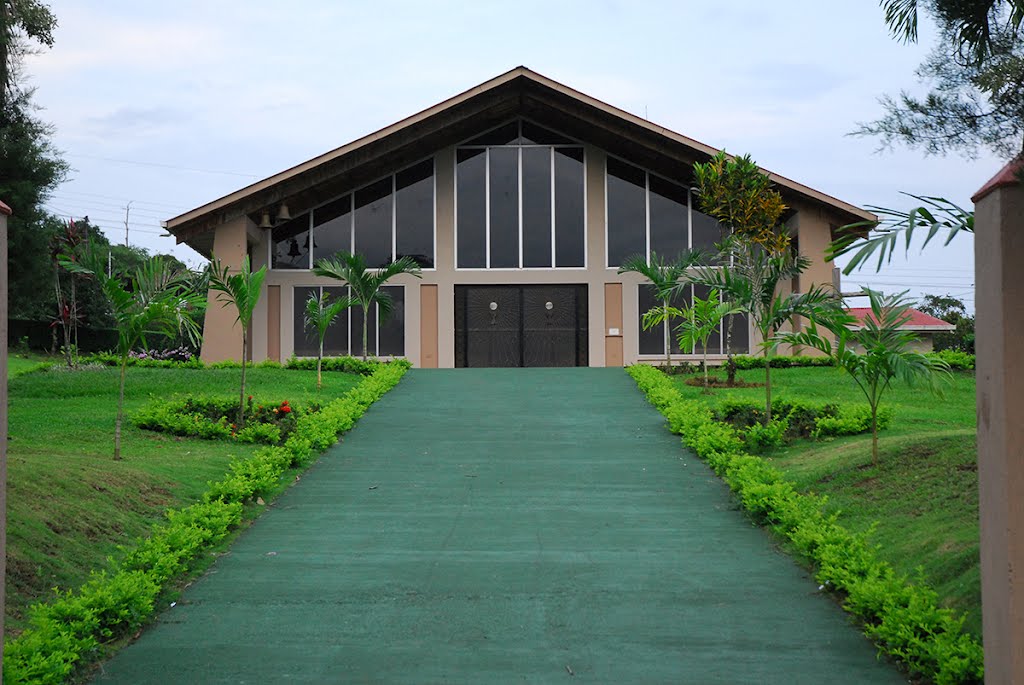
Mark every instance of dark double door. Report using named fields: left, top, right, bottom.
left=455, top=285, right=588, bottom=367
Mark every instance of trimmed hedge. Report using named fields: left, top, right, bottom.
left=3, top=360, right=411, bottom=684
left=729, top=351, right=976, bottom=372
left=627, top=364, right=983, bottom=685
left=78, top=352, right=389, bottom=376
left=927, top=350, right=975, bottom=371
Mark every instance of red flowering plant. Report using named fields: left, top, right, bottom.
left=136, top=395, right=322, bottom=446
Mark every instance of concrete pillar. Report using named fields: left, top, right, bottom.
left=972, top=156, right=1024, bottom=683
left=0, top=199, right=10, bottom=671
left=200, top=216, right=251, bottom=363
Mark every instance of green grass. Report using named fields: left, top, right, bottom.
left=8, top=354, right=51, bottom=378
left=672, top=366, right=980, bottom=636
left=5, top=363, right=362, bottom=633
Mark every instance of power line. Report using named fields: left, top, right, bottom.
left=66, top=153, right=260, bottom=179
left=47, top=188, right=188, bottom=211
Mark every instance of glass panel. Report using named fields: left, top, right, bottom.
left=691, top=197, right=723, bottom=260
left=395, top=160, right=434, bottom=268
left=691, top=284, right=721, bottom=355
left=554, top=147, right=585, bottom=267
left=521, top=147, right=552, bottom=268
left=521, top=121, right=574, bottom=145
left=724, top=312, right=750, bottom=354
left=488, top=147, right=519, bottom=268
left=606, top=158, right=646, bottom=267
left=322, top=286, right=350, bottom=356
left=272, top=214, right=311, bottom=270
left=293, top=286, right=319, bottom=356
left=637, top=284, right=663, bottom=355
left=354, top=178, right=393, bottom=268
left=377, top=285, right=405, bottom=356
left=351, top=302, right=378, bottom=358
left=465, top=121, right=519, bottom=146
left=312, top=195, right=351, bottom=264
left=456, top=148, right=486, bottom=268
left=649, top=175, right=688, bottom=264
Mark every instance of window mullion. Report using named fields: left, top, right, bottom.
left=644, top=172, right=651, bottom=265
left=485, top=148, right=491, bottom=269
left=550, top=147, right=556, bottom=268
left=518, top=146, right=523, bottom=269
left=308, top=213, right=314, bottom=269
left=391, top=174, right=397, bottom=263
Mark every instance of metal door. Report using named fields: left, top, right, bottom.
left=455, top=285, right=588, bottom=367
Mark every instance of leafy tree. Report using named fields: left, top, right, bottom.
left=303, top=290, right=352, bottom=390
left=696, top=247, right=838, bottom=421
left=692, top=151, right=789, bottom=254
left=858, top=0, right=1024, bottom=159
left=208, top=256, right=267, bottom=426
left=312, top=252, right=422, bottom=362
left=618, top=250, right=705, bottom=369
left=692, top=149, right=794, bottom=388
left=918, top=293, right=975, bottom=352
left=783, top=288, right=951, bottom=465
left=63, top=256, right=205, bottom=459
left=674, top=288, right=742, bottom=392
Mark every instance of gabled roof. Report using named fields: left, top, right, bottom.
left=165, top=67, right=876, bottom=256
left=845, top=308, right=956, bottom=331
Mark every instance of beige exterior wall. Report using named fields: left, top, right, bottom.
left=212, top=145, right=841, bottom=368
left=200, top=216, right=251, bottom=363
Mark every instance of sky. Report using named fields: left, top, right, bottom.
left=24, top=0, right=997, bottom=312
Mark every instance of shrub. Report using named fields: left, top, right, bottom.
left=626, top=364, right=983, bottom=684
left=134, top=396, right=308, bottom=446
left=813, top=405, right=894, bottom=438
left=285, top=355, right=383, bottom=376
left=731, top=354, right=835, bottom=370
left=927, top=349, right=975, bottom=371
left=744, top=416, right=789, bottom=453
left=4, top=362, right=411, bottom=683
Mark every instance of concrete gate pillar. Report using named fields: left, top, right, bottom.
left=200, top=216, right=250, bottom=363
left=972, top=157, right=1024, bottom=683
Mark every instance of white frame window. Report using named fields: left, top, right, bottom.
left=269, top=158, right=436, bottom=272
left=454, top=119, right=587, bottom=271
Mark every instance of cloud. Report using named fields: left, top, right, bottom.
left=84, top=106, right=186, bottom=137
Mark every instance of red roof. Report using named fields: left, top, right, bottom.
left=845, top=308, right=956, bottom=331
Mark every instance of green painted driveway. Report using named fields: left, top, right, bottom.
left=96, top=368, right=903, bottom=684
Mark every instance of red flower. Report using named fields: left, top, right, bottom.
left=281, top=400, right=289, bottom=406
left=280, top=405, right=291, bottom=414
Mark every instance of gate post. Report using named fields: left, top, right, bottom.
left=973, top=157, right=1024, bottom=683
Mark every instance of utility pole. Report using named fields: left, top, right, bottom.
left=123, top=201, right=132, bottom=247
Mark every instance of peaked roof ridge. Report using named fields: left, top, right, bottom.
left=166, top=66, right=874, bottom=241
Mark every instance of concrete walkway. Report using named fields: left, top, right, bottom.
left=96, top=369, right=904, bottom=684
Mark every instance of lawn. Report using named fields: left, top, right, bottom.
left=5, top=361, right=362, bottom=632
left=671, top=366, right=981, bottom=637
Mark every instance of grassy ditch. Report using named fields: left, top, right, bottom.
left=669, top=366, right=980, bottom=638
left=5, top=363, right=363, bottom=633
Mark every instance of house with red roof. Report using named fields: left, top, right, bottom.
left=844, top=307, right=955, bottom=353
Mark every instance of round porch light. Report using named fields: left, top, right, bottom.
left=489, top=301, right=498, bottom=311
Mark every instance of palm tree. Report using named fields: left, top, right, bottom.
left=62, top=256, right=205, bottom=459
left=827, top=193, right=974, bottom=274
left=696, top=245, right=838, bottom=421
left=783, top=288, right=951, bottom=464
left=313, top=252, right=422, bottom=361
left=618, top=250, right=705, bottom=369
left=208, top=256, right=267, bottom=426
left=304, top=290, right=353, bottom=390
left=674, top=288, right=742, bottom=392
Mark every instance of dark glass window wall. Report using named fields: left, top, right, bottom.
left=293, top=285, right=404, bottom=357
left=606, top=157, right=724, bottom=267
left=456, top=120, right=585, bottom=269
left=271, top=160, right=435, bottom=270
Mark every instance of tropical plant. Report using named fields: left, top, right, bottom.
left=312, top=252, right=422, bottom=361
left=696, top=247, right=839, bottom=421
left=304, top=290, right=353, bottom=390
left=674, top=288, right=742, bottom=392
left=692, top=150, right=790, bottom=383
left=208, top=256, right=268, bottom=426
left=62, top=256, right=205, bottom=459
left=618, top=250, right=705, bottom=369
left=781, top=288, right=951, bottom=464
left=828, top=194, right=974, bottom=273
left=692, top=151, right=789, bottom=254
